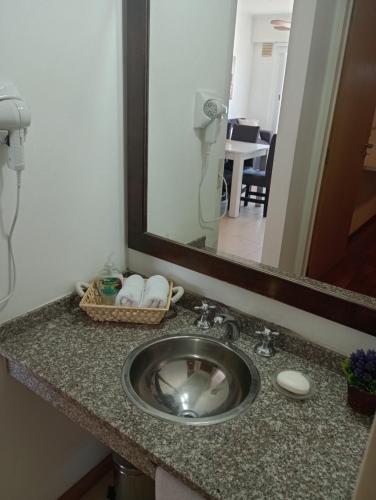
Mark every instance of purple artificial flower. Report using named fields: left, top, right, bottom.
left=347, top=349, right=376, bottom=392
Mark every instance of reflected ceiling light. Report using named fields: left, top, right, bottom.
left=270, top=19, right=291, bottom=31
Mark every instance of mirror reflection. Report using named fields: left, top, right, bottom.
left=147, top=0, right=376, bottom=302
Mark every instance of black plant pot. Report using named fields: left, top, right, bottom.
left=347, top=384, right=376, bottom=416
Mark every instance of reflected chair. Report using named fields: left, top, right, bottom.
left=232, top=125, right=260, bottom=168
left=226, top=124, right=261, bottom=173
left=240, top=133, right=277, bottom=217
left=222, top=125, right=263, bottom=208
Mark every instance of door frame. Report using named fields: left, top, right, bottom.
left=268, top=43, right=288, bottom=132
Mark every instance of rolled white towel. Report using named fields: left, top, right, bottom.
left=140, top=275, right=169, bottom=309
left=115, top=274, right=145, bottom=307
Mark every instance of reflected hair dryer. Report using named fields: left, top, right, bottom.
left=0, top=82, right=31, bottom=308
left=193, top=91, right=227, bottom=144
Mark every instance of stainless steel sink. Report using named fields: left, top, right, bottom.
left=121, top=334, right=260, bottom=425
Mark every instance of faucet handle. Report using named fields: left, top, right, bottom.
left=194, top=301, right=216, bottom=312
left=255, top=327, right=279, bottom=339
left=194, top=302, right=216, bottom=330
left=254, top=327, right=279, bottom=357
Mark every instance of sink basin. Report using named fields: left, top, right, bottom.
left=121, top=334, right=260, bottom=425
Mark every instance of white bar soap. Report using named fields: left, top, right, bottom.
left=276, top=370, right=311, bottom=395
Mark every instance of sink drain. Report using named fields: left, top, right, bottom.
left=178, top=409, right=199, bottom=418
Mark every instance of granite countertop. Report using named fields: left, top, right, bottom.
left=0, top=297, right=371, bottom=500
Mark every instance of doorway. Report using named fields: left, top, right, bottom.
left=217, top=0, right=294, bottom=264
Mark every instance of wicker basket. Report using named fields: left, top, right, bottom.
left=79, top=280, right=173, bottom=325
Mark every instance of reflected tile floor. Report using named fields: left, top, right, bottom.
left=217, top=204, right=266, bottom=263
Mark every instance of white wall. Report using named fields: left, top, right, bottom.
left=228, top=2, right=253, bottom=118
left=229, top=11, right=291, bottom=125
left=128, top=249, right=376, bottom=356
left=0, top=0, right=124, bottom=497
left=247, top=42, right=287, bottom=130
left=147, top=0, right=236, bottom=248
left=247, top=15, right=290, bottom=129
left=0, top=0, right=125, bottom=323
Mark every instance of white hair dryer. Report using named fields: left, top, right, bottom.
left=0, top=82, right=31, bottom=307
left=193, top=91, right=229, bottom=224
left=0, top=82, right=31, bottom=171
left=193, top=91, right=227, bottom=144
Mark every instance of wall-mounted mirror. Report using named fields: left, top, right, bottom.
left=126, top=0, right=376, bottom=335
left=146, top=0, right=376, bottom=307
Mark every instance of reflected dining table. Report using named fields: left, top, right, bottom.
left=224, top=139, right=270, bottom=218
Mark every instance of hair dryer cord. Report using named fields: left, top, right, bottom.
left=199, top=145, right=228, bottom=224
left=0, top=171, right=21, bottom=306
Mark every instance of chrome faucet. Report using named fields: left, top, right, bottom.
left=214, top=314, right=241, bottom=343
left=194, top=302, right=216, bottom=330
left=254, top=327, right=279, bottom=357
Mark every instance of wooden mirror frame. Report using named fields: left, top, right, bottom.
left=125, top=0, right=376, bottom=336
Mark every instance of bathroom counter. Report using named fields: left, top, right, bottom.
left=0, top=297, right=371, bottom=500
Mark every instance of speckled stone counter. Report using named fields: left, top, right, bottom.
left=0, top=297, right=372, bottom=500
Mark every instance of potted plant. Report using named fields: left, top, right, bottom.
left=342, top=349, right=376, bottom=416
